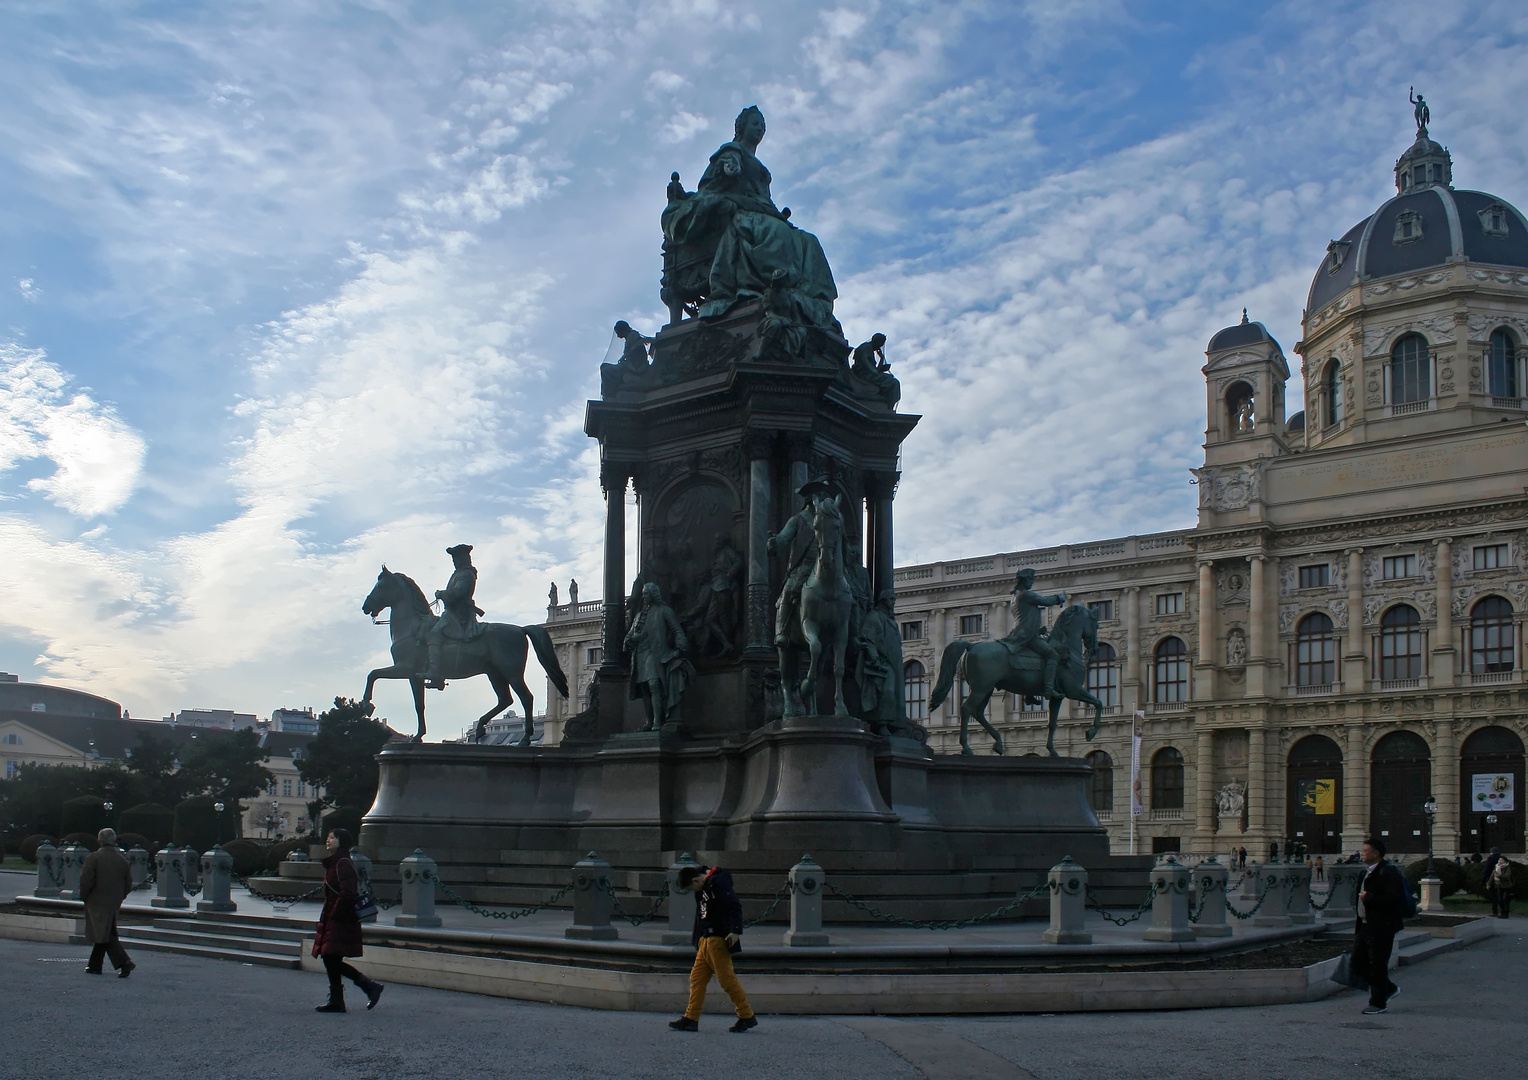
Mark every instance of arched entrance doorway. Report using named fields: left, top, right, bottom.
left=1370, top=730, right=1431, bottom=854
left=1460, top=726, right=1525, bottom=854
left=1287, top=734, right=1343, bottom=855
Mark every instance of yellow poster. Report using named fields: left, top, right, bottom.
left=1297, top=778, right=1337, bottom=816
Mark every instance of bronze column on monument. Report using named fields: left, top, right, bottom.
left=600, top=463, right=629, bottom=672
left=744, top=431, right=774, bottom=655
left=865, top=469, right=899, bottom=602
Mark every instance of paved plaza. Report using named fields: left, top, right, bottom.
left=2, top=921, right=1521, bottom=1080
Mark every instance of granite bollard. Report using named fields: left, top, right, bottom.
left=1191, top=858, right=1233, bottom=937
left=662, top=851, right=701, bottom=945
left=33, top=840, right=61, bottom=898
left=783, top=854, right=830, bottom=947
left=180, top=848, right=201, bottom=893
left=1142, top=853, right=1194, bottom=942
left=351, top=852, right=373, bottom=898
left=153, top=844, right=189, bottom=909
left=58, top=842, right=87, bottom=900
left=394, top=848, right=442, bottom=928
left=1253, top=861, right=1291, bottom=927
left=566, top=852, right=618, bottom=941
left=1042, top=856, right=1090, bottom=944
left=197, top=846, right=237, bottom=913
left=1240, top=861, right=1261, bottom=899
left=1322, top=862, right=1363, bottom=920
left=1285, top=860, right=1314, bottom=924
left=126, top=845, right=150, bottom=890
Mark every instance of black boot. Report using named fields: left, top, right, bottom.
left=360, top=978, right=385, bottom=1009
left=315, top=988, right=346, bottom=1013
left=1042, top=659, right=1063, bottom=700
left=422, top=644, right=446, bottom=690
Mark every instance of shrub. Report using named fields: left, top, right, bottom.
left=1465, top=857, right=1528, bottom=902
left=119, top=803, right=175, bottom=845
left=59, top=795, right=109, bottom=837
left=1403, top=857, right=1463, bottom=897
left=219, top=838, right=267, bottom=878
left=172, top=797, right=241, bottom=852
left=20, top=834, right=56, bottom=863
left=61, top=831, right=100, bottom=852
left=320, top=807, right=363, bottom=843
left=115, top=831, right=151, bottom=851
left=263, top=836, right=314, bottom=873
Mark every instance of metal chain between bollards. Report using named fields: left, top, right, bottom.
left=742, top=879, right=795, bottom=929
left=1187, top=880, right=1217, bottom=922
left=171, top=861, right=203, bottom=897
left=596, top=879, right=668, bottom=926
left=1085, top=883, right=1158, bottom=926
left=825, top=877, right=1053, bottom=931
left=43, top=858, right=66, bottom=889
left=1222, top=887, right=1272, bottom=921
left=1307, top=875, right=1359, bottom=913
left=425, top=870, right=573, bottom=921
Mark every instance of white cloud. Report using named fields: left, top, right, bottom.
left=0, top=345, right=145, bottom=517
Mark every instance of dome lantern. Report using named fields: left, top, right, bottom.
left=1394, top=90, right=1451, bottom=194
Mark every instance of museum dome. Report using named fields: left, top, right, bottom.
left=1208, top=309, right=1281, bottom=353
left=1306, top=118, right=1528, bottom=316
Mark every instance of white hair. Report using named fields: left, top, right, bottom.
left=97, top=828, right=118, bottom=846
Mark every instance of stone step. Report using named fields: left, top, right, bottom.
left=193, top=910, right=317, bottom=932
left=151, top=917, right=310, bottom=943
left=127, top=925, right=304, bottom=957
left=116, top=931, right=302, bottom=969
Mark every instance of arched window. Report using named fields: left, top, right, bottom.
left=1287, top=734, right=1343, bottom=855
left=904, top=660, right=927, bottom=720
left=1153, top=637, right=1188, bottom=703
left=1086, top=642, right=1118, bottom=708
left=1324, top=359, right=1343, bottom=426
left=1489, top=329, right=1519, bottom=399
left=1471, top=597, right=1516, bottom=674
left=1295, top=612, right=1336, bottom=686
left=1225, top=381, right=1255, bottom=435
left=1460, top=726, right=1525, bottom=853
left=1151, top=747, right=1185, bottom=810
left=1086, top=750, right=1114, bottom=814
left=1379, top=604, right=1423, bottom=681
left=1390, top=334, right=1431, bottom=404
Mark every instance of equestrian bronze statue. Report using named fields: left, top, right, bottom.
left=360, top=552, right=568, bottom=743
left=768, top=481, right=855, bottom=717
left=928, top=600, right=1104, bottom=757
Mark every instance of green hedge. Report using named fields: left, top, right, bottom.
left=218, top=838, right=268, bottom=878
left=119, top=803, right=175, bottom=845
left=61, top=831, right=100, bottom=851
left=1404, top=857, right=1464, bottom=898
left=59, top=796, right=109, bottom=837
left=20, top=834, right=55, bottom=863
left=172, top=797, right=242, bottom=852
left=1462, top=858, right=1528, bottom=901
left=116, top=831, right=151, bottom=852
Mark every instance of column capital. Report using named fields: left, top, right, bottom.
left=864, top=470, right=901, bottom=499
left=599, top=462, right=630, bottom=492
left=1435, top=536, right=1454, bottom=547
left=1344, top=546, right=1364, bottom=557
left=1249, top=553, right=1267, bottom=564
left=741, top=429, right=776, bottom=460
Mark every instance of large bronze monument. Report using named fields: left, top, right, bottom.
left=359, top=108, right=1113, bottom=920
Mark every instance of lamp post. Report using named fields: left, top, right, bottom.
left=1423, top=794, right=1438, bottom=877
left=214, top=801, right=225, bottom=847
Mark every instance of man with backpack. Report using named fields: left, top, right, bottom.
left=1351, top=837, right=1409, bottom=1014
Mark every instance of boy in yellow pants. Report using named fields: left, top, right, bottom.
left=669, top=864, right=758, bottom=1033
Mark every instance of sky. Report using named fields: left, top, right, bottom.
left=2, top=0, right=1526, bottom=737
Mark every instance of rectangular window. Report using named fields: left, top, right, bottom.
left=1087, top=600, right=1115, bottom=622
left=959, top=614, right=983, bottom=636
left=1086, top=658, right=1119, bottom=708
left=1155, top=593, right=1184, bottom=616
left=1474, top=544, right=1509, bottom=571
left=282, top=779, right=292, bottom=797
left=1382, top=554, right=1418, bottom=579
left=267, top=780, right=277, bottom=795
left=5, top=760, right=16, bottom=780
left=585, top=647, right=603, bottom=666
left=1299, top=564, right=1330, bottom=589
left=900, top=620, right=923, bottom=642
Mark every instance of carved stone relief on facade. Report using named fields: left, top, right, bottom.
left=1193, top=461, right=1267, bottom=512
left=1218, top=565, right=1250, bottom=605
left=1225, top=627, right=1247, bottom=667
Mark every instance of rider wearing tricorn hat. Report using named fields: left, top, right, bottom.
left=766, top=478, right=833, bottom=646
left=1000, top=567, right=1068, bottom=700
left=419, top=543, right=485, bottom=689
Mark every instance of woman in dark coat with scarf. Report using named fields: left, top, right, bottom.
left=313, top=828, right=384, bottom=1012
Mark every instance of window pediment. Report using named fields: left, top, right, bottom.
left=1479, top=202, right=1511, bottom=239
left=1393, top=210, right=1423, bottom=245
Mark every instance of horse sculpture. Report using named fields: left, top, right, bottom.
left=361, top=566, right=568, bottom=743
left=928, top=604, right=1104, bottom=756
left=780, top=495, right=855, bottom=717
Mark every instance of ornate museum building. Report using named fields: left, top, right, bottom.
left=543, top=112, right=1528, bottom=860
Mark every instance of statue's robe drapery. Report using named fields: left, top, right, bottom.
left=662, top=140, right=838, bottom=332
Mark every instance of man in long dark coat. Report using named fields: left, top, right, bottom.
left=80, top=828, right=136, bottom=977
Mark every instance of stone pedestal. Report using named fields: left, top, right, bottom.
left=126, top=846, right=150, bottom=891
left=782, top=854, right=830, bottom=947
left=1253, top=861, right=1290, bottom=927
left=1323, top=862, right=1363, bottom=920
left=1191, top=859, right=1233, bottom=938
left=197, top=846, right=237, bottom=913
left=33, top=840, right=60, bottom=898
left=394, top=849, right=442, bottom=928
left=1043, top=857, right=1091, bottom=945
left=180, top=848, right=201, bottom=893
left=152, top=845, right=189, bottom=909
left=1419, top=875, right=1445, bottom=913
left=1142, top=854, right=1194, bottom=942
left=58, top=843, right=87, bottom=900
left=566, top=852, right=618, bottom=941
left=662, top=852, right=701, bottom=946
left=1285, top=862, right=1314, bottom=924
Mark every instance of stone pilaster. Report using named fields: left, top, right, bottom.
left=1343, top=548, right=1366, bottom=693
left=1434, top=537, right=1456, bottom=688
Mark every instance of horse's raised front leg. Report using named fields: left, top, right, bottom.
left=411, top=677, right=426, bottom=742
left=1046, top=699, right=1062, bottom=757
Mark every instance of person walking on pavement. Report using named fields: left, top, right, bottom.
left=1490, top=856, right=1513, bottom=919
left=669, top=864, right=757, bottom=1033
left=1314, top=855, right=1325, bottom=883
left=1351, top=837, right=1407, bottom=1014
left=313, top=828, right=384, bottom=1013
left=80, top=828, right=136, bottom=978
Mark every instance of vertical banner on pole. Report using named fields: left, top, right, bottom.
left=1131, top=710, right=1145, bottom=855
